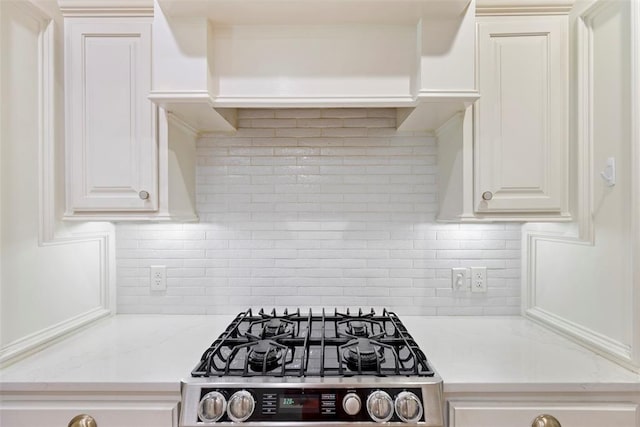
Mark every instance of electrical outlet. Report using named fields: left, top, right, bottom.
left=451, top=268, right=468, bottom=291
left=150, top=265, right=166, bottom=291
left=470, top=267, right=487, bottom=292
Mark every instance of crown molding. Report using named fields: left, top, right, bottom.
left=57, top=0, right=154, bottom=17
left=476, top=0, right=574, bottom=15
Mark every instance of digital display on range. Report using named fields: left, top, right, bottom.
left=279, top=394, right=320, bottom=414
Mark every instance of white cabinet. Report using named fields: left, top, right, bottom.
left=438, top=14, right=571, bottom=222
left=449, top=401, right=638, bottom=427
left=1, top=391, right=179, bottom=427
left=63, top=14, right=197, bottom=221
left=65, top=19, right=157, bottom=214
left=475, top=16, right=568, bottom=215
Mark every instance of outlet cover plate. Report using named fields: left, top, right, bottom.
left=470, top=267, right=487, bottom=293
left=150, top=265, right=167, bottom=291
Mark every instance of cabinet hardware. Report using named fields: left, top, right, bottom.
left=68, top=414, right=97, bottom=427
left=139, top=190, right=150, bottom=200
left=481, top=191, right=493, bottom=201
left=531, top=414, right=561, bottom=427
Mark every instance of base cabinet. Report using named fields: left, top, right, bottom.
left=449, top=401, right=638, bottom=427
left=0, top=392, right=179, bottom=427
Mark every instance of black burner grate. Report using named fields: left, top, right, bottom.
left=191, top=308, right=434, bottom=378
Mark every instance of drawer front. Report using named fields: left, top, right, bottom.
left=0, top=401, right=178, bottom=427
left=449, top=401, right=638, bottom=427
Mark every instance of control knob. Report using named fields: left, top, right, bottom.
left=394, top=391, right=424, bottom=423
left=342, top=392, right=362, bottom=416
left=198, top=391, right=227, bottom=423
left=227, top=390, right=255, bottom=422
left=366, top=390, right=393, bottom=423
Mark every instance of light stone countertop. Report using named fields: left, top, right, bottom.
left=1, top=315, right=639, bottom=394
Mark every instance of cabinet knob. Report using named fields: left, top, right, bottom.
left=482, top=191, right=493, bottom=201
left=531, top=414, right=561, bottom=427
left=68, top=414, right=97, bottom=427
left=139, top=190, right=150, bottom=200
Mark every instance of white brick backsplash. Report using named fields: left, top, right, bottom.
left=275, top=109, right=322, bottom=119
left=116, top=109, right=522, bottom=315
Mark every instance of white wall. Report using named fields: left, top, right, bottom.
left=116, top=108, right=521, bottom=315
left=0, top=0, right=113, bottom=363
left=523, top=0, right=638, bottom=370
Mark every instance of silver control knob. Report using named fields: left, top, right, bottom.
left=394, top=391, right=423, bottom=423
left=342, top=393, right=362, bottom=416
left=227, top=390, right=255, bottom=422
left=366, top=390, right=393, bottom=423
left=198, top=391, right=227, bottom=423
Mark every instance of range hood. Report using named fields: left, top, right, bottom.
left=149, top=0, right=478, bottom=133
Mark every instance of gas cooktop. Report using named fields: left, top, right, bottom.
left=180, top=308, right=444, bottom=426
left=192, top=308, right=434, bottom=378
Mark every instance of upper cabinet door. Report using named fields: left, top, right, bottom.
left=65, top=19, right=157, bottom=213
left=475, top=16, right=568, bottom=214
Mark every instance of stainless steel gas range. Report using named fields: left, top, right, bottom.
left=180, top=308, right=444, bottom=426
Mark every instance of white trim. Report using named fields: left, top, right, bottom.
left=476, top=6, right=574, bottom=16
left=629, top=0, right=640, bottom=370
left=526, top=306, right=636, bottom=373
left=574, top=0, right=596, bottom=241
left=148, top=90, right=212, bottom=103
left=150, top=91, right=417, bottom=107
left=57, top=0, right=154, bottom=17
left=38, top=13, right=56, bottom=243
left=149, top=90, right=481, bottom=109
left=476, top=0, right=574, bottom=16
left=210, top=95, right=419, bottom=108
left=437, top=214, right=572, bottom=223
left=62, top=213, right=199, bottom=222
left=0, top=308, right=110, bottom=367
left=416, top=90, right=480, bottom=101
left=57, top=7, right=153, bottom=17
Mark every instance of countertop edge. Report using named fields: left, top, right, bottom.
left=2, top=381, right=639, bottom=396
left=443, top=382, right=640, bottom=394
left=0, top=381, right=182, bottom=394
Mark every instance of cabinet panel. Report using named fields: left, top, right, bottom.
left=66, top=20, right=157, bottom=212
left=450, top=401, right=638, bottom=427
left=1, top=400, right=178, bottom=427
left=475, top=17, right=567, bottom=213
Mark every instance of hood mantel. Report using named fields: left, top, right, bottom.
left=149, top=0, right=478, bottom=133
left=156, top=0, right=472, bottom=23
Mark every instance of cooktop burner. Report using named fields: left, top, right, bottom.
left=192, top=308, right=434, bottom=377
left=337, top=317, right=385, bottom=339
left=247, top=340, right=285, bottom=372
left=342, top=337, right=385, bottom=371
left=347, top=320, right=369, bottom=337
left=252, top=318, right=294, bottom=339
